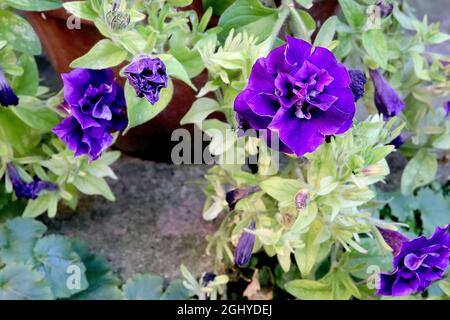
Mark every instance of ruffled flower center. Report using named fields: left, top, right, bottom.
left=273, top=61, right=337, bottom=120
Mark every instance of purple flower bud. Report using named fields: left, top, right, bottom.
left=295, top=190, right=309, bottom=209
left=377, top=227, right=409, bottom=256
left=369, top=69, right=405, bottom=118
left=124, top=55, right=168, bottom=105
left=376, top=0, right=394, bottom=18
left=201, top=272, right=216, bottom=286
left=376, top=224, right=450, bottom=296
left=234, top=221, right=256, bottom=267
left=7, top=164, right=57, bottom=200
left=52, top=68, right=127, bottom=161
left=226, top=186, right=259, bottom=210
left=445, top=101, right=450, bottom=118
left=0, top=66, right=19, bottom=107
left=348, top=69, right=366, bottom=102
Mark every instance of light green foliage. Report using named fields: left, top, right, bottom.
left=65, top=0, right=218, bottom=130
left=335, top=0, right=450, bottom=194
left=203, top=116, right=405, bottom=299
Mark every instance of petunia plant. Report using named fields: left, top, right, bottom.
left=0, top=4, right=120, bottom=219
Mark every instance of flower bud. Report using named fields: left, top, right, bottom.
left=348, top=69, right=366, bottom=102
left=0, top=66, right=19, bottom=107
left=295, top=190, right=309, bottom=210
left=234, top=221, right=256, bottom=267
left=361, top=165, right=387, bottom=177
left=376, top=0, right=394, bottom=18
left=369, top=69, right=405, bottom=118
left=226, top=186, right=259, bottom=210
left=445, top=101, right=450, bottom=118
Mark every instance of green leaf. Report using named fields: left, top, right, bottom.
left=159, top=54, right=196, bottom=90
left=428, top=32, right=450, bottom=44
left=11, top=97, right=59, bottom=132
left=180, top=98, right=220, bottom=125
left=0, top=264, right=53, bottom=300
left=294, top=220, right=323, bottom=276
left=73, top=175, right=115, bottom=201
left=168, top=0, right=193, bottom=7
left=202, top=0, right=235, bottom=15
left=400, top=150, right=437, bottom=195
left=70, top=240, right=122, bottom=300
left=285, top=279, right=332, bottom=300
left=362, top=29, right=388, bottom=69
left=63, top=1, right=97, bottom=20
left=416, top=188, right=450, bottom=236
left=11, top=55, right=38, bottom=96
left=314, top=16, right=338, bottom=47
left=123, top=274, right=164, bottom=300
left=218, top=0, right=278, bottom=43
left=5, top=0, right=62, bottom=11
left=160, top=279, right=192, bottom=300
left=0, top=217, right=47, bottom=264
left=33, top=235, right=88, bottom=298
left=22, top=193, right=52, bottom=218
left=295, top=0, right=313, bottom=9
left=260, top=177, right=302, bottom=207
left=338, top=0, right=365, bottom=28
left=70, top=39, right=128, bottom=69
left=124, top=79, right=173, bottom=132
left=347, top=238, right=392, bottom=279
left=0, top=10, right=41, bottom=55
left=169, top=47, right=205, bottom=78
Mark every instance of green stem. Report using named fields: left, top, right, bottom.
left=288, top=5, right=311, bottom=42
left=268, top=6, right=290, bottom=48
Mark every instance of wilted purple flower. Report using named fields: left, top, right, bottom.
left=295, top=190, right=309, bottom=209
left=376, top=0, right=394, bottom=18
left=124, top=55, right=168, bottom=105
left=226, top=186, right=259, bottom=210
left=7, top=164, right=57, bottom=200
left=376, top=224, right=450, bottom=296
left=444, top=101, right=450, bottom=117
left=53, top=68, right=127, bottom=161
left=0, top=66, right=19, bottom=107
left=348, top=69, right=366, bottom=102
left=234, top=36, right=356, bottom=157
left=369, top=69, right=405, bottom=118
left=234, top=221, right=256, bottom=267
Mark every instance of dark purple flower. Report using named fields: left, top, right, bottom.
left=234, top=221, right=256, bottom=267
left=376, top=224, right=450, bottom=296
left=234, top=36, right=356, bottom=157
left=201, top=272, right=216, bottom=286
left=376, top=0, right=394, bottom=18
left=53, top=68, right=127, bottom=161
left=0, top=66, right=19, bottom=107
left=348, top=69, right=366, bottom=102
left=226, top=186, right=259, bottom=210
left=124, top=55, right=168, bottom=105
left=444, top=101, right=450, bottom=118
left=7, top=164, right=57, bottom=200
left=369, top=69, right=405, bottom=118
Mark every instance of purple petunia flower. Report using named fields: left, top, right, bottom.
left=52, top=68, right=128, bottom=161
left=124, top=55, right=168, bottom=105
left=0, top=66, right=19, bottom=107
left=369, top=69, right=405, bottom=118
left=348, top=69, right=366, bottom=102
left=234, top=36, right=356, bottom=157
left=234, top=220, right=256, bottom=267
left=7, top=164, right=57, bottom=200
left=444, top=101, right=450, bottom=118
left=376, top=224, right=450, bottom=296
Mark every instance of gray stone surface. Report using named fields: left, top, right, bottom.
left=45, top=157, right=216, bottom=281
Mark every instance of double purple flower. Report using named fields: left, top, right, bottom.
left=124, top=55, right=168, bottom=105
left=376, top=224, right=450, bottom=296
left=7, top=164, right=57, bottom=200
left=53, top=68, right=128, bottom=161
left=234, top=36, right=356, bottom=157
left=0, top=66, right=19, bottom=107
